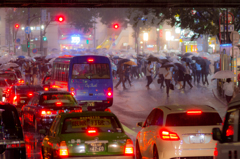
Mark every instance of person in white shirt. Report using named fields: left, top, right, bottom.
left=146, top=61, right=153, bottom=89
left=164, top=67, right=172, bottom=97
left=223, top=78, right=234, bottom=103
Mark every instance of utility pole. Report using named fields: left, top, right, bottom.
left=40, top=9, right=43, bottom=56
left=27, top=8, right=30, bottom=56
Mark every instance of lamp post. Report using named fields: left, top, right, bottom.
left=156, top=28, right=160, bottom=53
left=143, top=32, right=148, bottom=52
left=166, top=31, right=171, bottom=50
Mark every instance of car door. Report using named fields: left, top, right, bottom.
left=140, top=109, right=156, bottom=157
left=216, top=109, right=239, bottom=159
left=49, top=116, right=61, bottom=158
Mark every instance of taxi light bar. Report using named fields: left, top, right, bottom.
left=88, top=58, right=94, bottom=62
left=59, top=141, right=68, bottom=156
left=160, top=130, right=180, bottom=141
left=187, top=110, right=202, bottom=114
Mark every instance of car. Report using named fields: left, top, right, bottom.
left=0, top=78, right=10, bottom=101
left=42, top=74, right=51, bottom=91
left=21, top=91, right=82, bottom=133
left=5, top=85, right=44, bottom=110
left=0, top=71, right=19, bottom=85
left=40, top=111, right=134, bottom=159
left=0, top=102, right=26, bottom=159
left=212, top=94, right=240, bottom=159
left=135, top=105, right=222, bottom=159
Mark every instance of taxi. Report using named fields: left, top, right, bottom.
left=41, top=111, right=134, bottom=159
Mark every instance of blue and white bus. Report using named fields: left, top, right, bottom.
left=50, top=55, right=113, bottom=110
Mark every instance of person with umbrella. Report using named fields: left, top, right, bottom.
left=164, top=67, right=172, bottom=97
left=195, top=61, right=202, bottom=84
left=146, top=61, right=153, bottom=89
left=183, top=63, right=193, bottom=89
left=124, top=65, right=132, bottom=86
left=114, top=63, right=127, bottom=90
left=223, top=78, right=234, bottom=103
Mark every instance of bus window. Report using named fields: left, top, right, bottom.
left=72, top=64, right=110, bottom=79
left=59, top=64, right=63, bottom=81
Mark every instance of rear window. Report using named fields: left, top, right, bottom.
left=0, top=80, right=7, bottom=87
left=0, top=73, right=17, bottom=81
left=62, top=116, right=123, bottom=134
left=16, top=86, right=44, bottom=93
left=72, top=64, right=110, bottom=79
left=165, top=112, right=222, bottom=126
left=39, top=94, right=78, bottom=106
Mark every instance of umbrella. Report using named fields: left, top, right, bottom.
left=174, top=63, right=186, bottom=72
left=124, top=61, right=137, bottom=66
left=202, top=57, right=208, bottom=59
left=204, top=59, right=211, bottom=65
left=159, top=59, right=169, bottom=64
left=212, top=70, right=235, bottom=79
left=162, top=62, right=175, bottom=68
left=184, top=53, right=193, bottom=56
left=0, top=63, right=19, bottom=70
left=191, top=56, right=199, bottom=60
left=18, top=56, right=25, bottom=59
left=147, top=55, right=160, bottom=62
left=169, top=56, right=179, bottom=62
left=181, top=57, right=192, bottom=63
left=113, top=56, right=121, bottom=59
left=118, top=59, right=130, bottom=65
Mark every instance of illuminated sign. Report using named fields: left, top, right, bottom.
left=71, top=35, right=80, bottom=44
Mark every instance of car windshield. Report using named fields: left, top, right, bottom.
left=72, top=64, right=110, bottom=79
left=0, top=80, right=7, bottom=87
left=0, top=73, right=17, bottom=81
left=16, top=86, right=44, bottom=94
left=39, top=94, right=78, bottom=106
left=61, top=116, right=123, bottom=134
left=165, top=112, right=222, bottom=126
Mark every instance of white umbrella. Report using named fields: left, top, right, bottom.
left=212, top=70, right=236, bottom=79
left=0, top=63, right=19, bottom=70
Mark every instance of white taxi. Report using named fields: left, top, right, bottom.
left=135, top=105, right=222, bottom=159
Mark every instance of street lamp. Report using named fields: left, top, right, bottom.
left=143, top=32, right=148, bottom=51
left=166, top=31, right=171, bottom=50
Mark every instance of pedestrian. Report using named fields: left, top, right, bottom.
left=223, top=78, right=234, bottom=103
left=154, top=62, right=161, bottom=79
left=114, top=63, right=126, bottom=89
left=158, top=66, right=166, bottom=89
left=177, top=69, right=184, bottom=89
left=164, top=67, right=172, bottom=97
left=32, top=63, right=38, bottom=85
left=183, top=63, right=193, bottom=89
left=124, top=66, right=132, bottom=86
left=190, top=61, right=196, bottom=83
left=131, top=65, right=139, bottom=79
left=24, top=62, right=31, bottom=84
left=238, top=72, right=240, bottom=88
left=201, top=62, right=209, bottom=86
left=146, top=61, right=153, bottom=89
left=195, top=62, right=202, bottom=84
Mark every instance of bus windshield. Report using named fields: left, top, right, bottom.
left=72, top=64, right=110, bottom=79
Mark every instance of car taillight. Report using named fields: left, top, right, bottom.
left=56, top=102, right=62, bottom=106
left=160, top=130, right=180, bottom=141
left=88, top=58, right=94, bottom=62
left=59, top=141, right=68, bottom=156
left=226, top=125, right=234, bottom=136
left=13, top=95, right=18, bottom=101
left=214, top=147, right=218, bottom=156
left=41, top=110, right=57, bottom=116
left=28, top=93, right=33, bottom=97
left=107, top=92, right=112, bottom=96
left=87, top=128, right=98, bottom=136
left=18, top=80, right=24, bottom=84
left=104, top=108, right=111, bottom=112
left=41, top=110, right=46, bottom=115
left=44, top=87, right=49, bottom=91
left=7, top=143, right=25, bottom=148
left=186, top=110, right=202, bottom=114
left=124, top=139, right=134, bottom=155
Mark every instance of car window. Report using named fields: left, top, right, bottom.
left=16, top=87, right=44, bottom=94
left=222, top=110, right=239, bottom=143
left=165, top=112, right=222, bottom=126
left=39, top=94, right=78, bottom=106
left=49, top=116, right=58, bottom=136
left=151, top=109, right=164, bottom=126
left=53, top=116, right=61, bottom=136
left=61, top=116, right=123, bottom=134
left=143, top=109, right=156, bottom=127
left=32, top=95, right=39, bottom=106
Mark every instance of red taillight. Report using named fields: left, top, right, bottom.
left=51, top=85, right=61, bottom=88
left=18, top=80, right=24, bottom=84
left=226, top=125, right=234, bottom=136
left=160, top=130, right=180, bottom=141
left=88, top=58, right=94, bottom=62
left=87, top=128, right=98, bottom=135
left=41, top=110, right=46, bottom=115
left=7, top=143, right=25, bottom=148
left=124, top=139, right=134, bottom=155
left=13, top=95, right=18, bottom=101
left=107, top=92, right=112, bottom=96
left=28, top=93, right=33, bottom=97
left=44, top=87, right=49, bottom=91
left=41, top=110, right=56, bottom=116
left=71, top=92, right=75, bottom=96
left=186, top=110, right=202, bottom=114
left=214, top=147, right=218, bottom=156
left=59, top=141, right=68, bottom=156
left=104, top=108, right=111, bottom=112
left=56, top=102, right=62, bottom=106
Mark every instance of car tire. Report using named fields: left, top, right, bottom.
left=34, top=118, right=39, bottom=134
left=153, top=145, right=159, bottom=159
left=21, top=114, right=28, bottom=130
left=136, top=140, right=142, bottom=159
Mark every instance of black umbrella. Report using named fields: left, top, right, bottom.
left=159, top=59, right=169, bottom=64
left=181, top=57, right=192, bottom=63
left=174, top=63, right=186, bottom=72
left=147, top=55, right=160, bottom=62
left=113, top=56, right=121, bottom=59
left=191, top=56, right=198, bottom=60
left=162, top=62, right=175, bottom=68
left=184, top=53, right=193, bottom=56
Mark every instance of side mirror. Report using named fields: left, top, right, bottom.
left=39, top=129, right=46, bottom=136
left=136, top=122, right=143, bottom=127
left=212, top=128, right=222, bottom=142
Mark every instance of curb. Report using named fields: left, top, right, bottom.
left=212, top=89, right=227, bottom=106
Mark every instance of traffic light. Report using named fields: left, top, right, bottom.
left=86, top=40, right=89, bottom=44
left=43, top=37, right=47, bottom=41
left=113, top=24, right=119, bottom=29
left=27, top=41, right=30, bottom=48
left=58, top=16, right=64, bottom=22
left=15, top=24, right=20, bottom=29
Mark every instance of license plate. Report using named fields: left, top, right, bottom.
left=87, top=102, right=95, bottom=106
left=20, top=100, right=25, bottom=103
left=189, top=134, right=205, bottom=144
left=88, top=143, right=105, bottom=152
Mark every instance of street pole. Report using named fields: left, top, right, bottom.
left=93, top=18, right=96, bottom=48
left=27, top=8, right=30, bottom=56
left=157, top=28, right=159, bottom=53
left=40, top=9, right=43, bottom=56
left=13, top=27, right=16, bottom=55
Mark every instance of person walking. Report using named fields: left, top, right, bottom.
left=164, top=67, right=172, bottom=97
left=195, top=62, right=202, bottom=84
left=158, top=66, right=166, bottom=89
left=24, top=62, right=31, bottom=84
left=223, top=78, right=234, bottom=103
left=183, top=63, right=193, bottom=89
left=32, top=63, right=39, bottom=85
left=124, top=66, right=132, bottom=86
left=146, top=61, right=153, bottom=89
left=177, top=69, right=184, bottom=89
left=114, top=63, right=126, bottom=89
left=190, top=61, right=196, bottom=83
